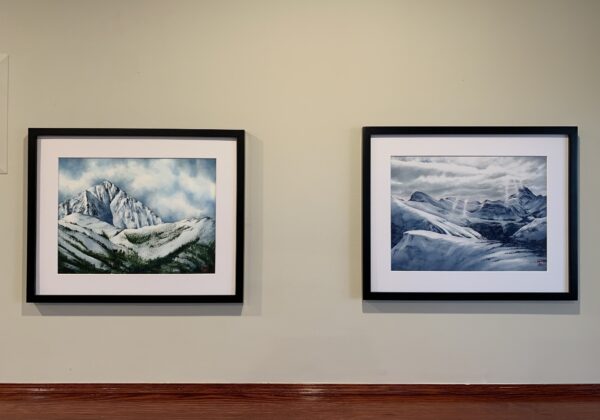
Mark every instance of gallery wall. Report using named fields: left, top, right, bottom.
left=0, top=0, right=599, bottom=383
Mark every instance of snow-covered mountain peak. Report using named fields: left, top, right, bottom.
left=58, top=181, right=163, bottom=229
left=518, top=185, right=534, bottom=195
left=509, top=186, right=536, bottom=201
left=409, top=191, right=446, bottom=209
left=409, top=191, right=434, bottom=202
left=95, top=179, right=120, bottom=194
left=504, top=185, right=547, bottom=217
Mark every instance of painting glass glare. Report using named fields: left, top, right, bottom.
left=390, top=156, right=547, bottom=271
left=58, top=158, right=216, bottom=274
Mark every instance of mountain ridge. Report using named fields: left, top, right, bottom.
left=400, top=186, right=546, bottom=221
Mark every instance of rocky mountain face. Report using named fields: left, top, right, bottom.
left=58, top=180, right=163, bottom=229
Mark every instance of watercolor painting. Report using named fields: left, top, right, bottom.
left=57, top=158, right=216, bottom=274
left=390, top=156, right=547, bottom=271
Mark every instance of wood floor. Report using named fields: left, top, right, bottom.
left=1, top=384, right=600, bottom=419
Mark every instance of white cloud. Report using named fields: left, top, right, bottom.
left=391, top=156, right=547, bottom=200
left=59, top=158, right=216, bottom=221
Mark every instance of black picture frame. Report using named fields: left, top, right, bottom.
left=363, top=126, right=578, bottom=301
left=27, top=128, right=244, bottom=303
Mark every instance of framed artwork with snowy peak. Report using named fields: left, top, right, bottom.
left=27, top=128, right=244, bottom=303
left=363, top=126, right=578, bottom=300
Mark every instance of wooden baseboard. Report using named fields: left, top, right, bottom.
left=3, top=384, right=600, bottom=419
left=1, top=383, right=599, bottom=399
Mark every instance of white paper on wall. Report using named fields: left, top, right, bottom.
left=0, top=54, right=8, bottom=174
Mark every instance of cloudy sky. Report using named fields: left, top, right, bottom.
left=391, top=156, right=547, bottom=201
left=59, top=158, right=216, bottom=222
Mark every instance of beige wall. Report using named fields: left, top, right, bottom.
left=0, top=53, right=7, bottom=173
left=0, top=0, right=599, bottom=383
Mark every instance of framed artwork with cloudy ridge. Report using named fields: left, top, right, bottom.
left=27, top=128, right=244, bottom=303
left=363, top=126, right=578, bottom=300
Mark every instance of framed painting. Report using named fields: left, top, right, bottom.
left=363, top=126, right=578, bottom=300
left=27, top=128, right=244, bottom=303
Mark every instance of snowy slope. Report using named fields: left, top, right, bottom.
left=391, top=230, right=545, bottom=271
left=60, top=213, right=121, bottom=238
left=58, top=214, right=215, bottom=273
left=58, top=215, right=121, bottom=271
left=512, top=217, right=547, bottom=243
left=111, top=217, right=215, bottom=260
left=391, top=197, right=482, bottom=244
